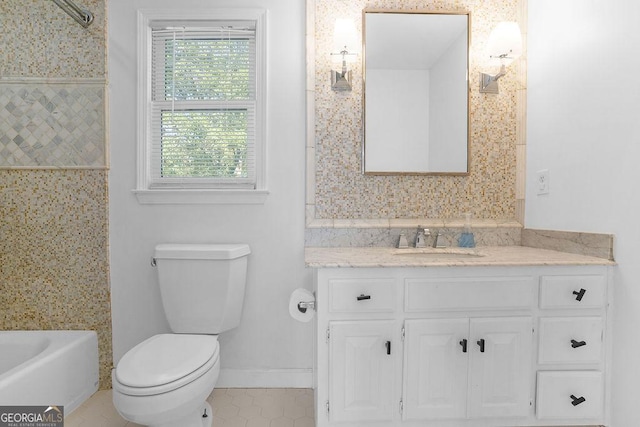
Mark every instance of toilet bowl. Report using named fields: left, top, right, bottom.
left=113, top=334, right=219, bottom=427
left=112, top=243, right=250, bottom=427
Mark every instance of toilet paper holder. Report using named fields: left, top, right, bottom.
left=297, top=300, right=316, bottom=314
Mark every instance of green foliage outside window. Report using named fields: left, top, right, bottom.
left=161, top=110, right=248, bottom=178
left=159, top=37, right=252, bottom=178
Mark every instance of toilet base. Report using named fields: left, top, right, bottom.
left=201, top=402, right=213, bottom=427
left=150, top=402, right=212, bottom=427
left=112, top=361, right=219, bottom=427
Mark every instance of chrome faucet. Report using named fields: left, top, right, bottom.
left=415, top=227, right=430, bottom=248
left=397, top=233, right=409, bottom=249
left=433, top=231, right=446, bottom=248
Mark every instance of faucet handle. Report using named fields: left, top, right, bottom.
left=433, top=231, right=447, bottom=248
left=397, top=233, right=409, bottom=249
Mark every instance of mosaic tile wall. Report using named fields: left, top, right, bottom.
left=0, top=0, right=111, bottom=388
left=309, top=0, right=524, bottom=221
left=0, top=0, right=106, bottom=78
left=0, top=169, right=111, bottom=387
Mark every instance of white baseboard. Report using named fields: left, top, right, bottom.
left=217, top=368, right=313, bottom=388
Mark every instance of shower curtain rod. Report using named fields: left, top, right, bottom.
left=51, top=0, right=94, bottom=28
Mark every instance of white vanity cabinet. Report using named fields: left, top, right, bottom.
left=403, top=316, right=532, bottom=420
left=312, top=264, right=613, bottom=427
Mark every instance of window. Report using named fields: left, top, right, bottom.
left=136, top=9, right=267, bottom=204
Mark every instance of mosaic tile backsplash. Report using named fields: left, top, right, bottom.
left=310, top=0, right=523, bottom=221
left=0, top=82, right=105, bottom=167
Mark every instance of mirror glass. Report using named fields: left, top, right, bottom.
left=363, top=11, right=470, bottom=174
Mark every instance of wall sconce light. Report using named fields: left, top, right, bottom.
left=331, top=18, right=359, bottom=92
left=479, top=22, right=523, bottom=94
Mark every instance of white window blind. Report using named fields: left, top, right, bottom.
left=149, top=21, right=257, bottom=189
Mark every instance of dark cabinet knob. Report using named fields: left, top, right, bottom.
left=459, top=339, right=468, bottom=353
left=385, top=340, right=391, bottom=355
left=570, top=394, right=586, bottom=406
left=356, top=294, right=371, bottom=301
left=571, top=339, right=587, bottom=348
left=477, top=339, right=485, bottom=353
left=573, top=288, right=586, bottom=301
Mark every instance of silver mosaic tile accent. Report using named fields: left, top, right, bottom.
left=0, top=83, right=105, bottom=167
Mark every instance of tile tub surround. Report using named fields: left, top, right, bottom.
left=307, top=0, right=527, bottom=223
left=0, top=169, right=112, bottom=389
left=0, top=0, right=110, bottom=389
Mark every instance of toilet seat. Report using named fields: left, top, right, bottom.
left=113, top=334, right=219, bottom=397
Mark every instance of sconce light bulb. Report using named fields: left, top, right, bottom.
left=485, top=21, right=522, bottom=67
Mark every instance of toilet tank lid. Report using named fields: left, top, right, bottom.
left=154, top=243, right=250, bottom=260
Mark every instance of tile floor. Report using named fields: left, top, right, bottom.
left=65, top=388, right=315, bottom=427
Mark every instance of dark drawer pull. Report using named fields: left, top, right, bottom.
left=356, top=294, right=371, bottom=301
left=477, top=338, right=485, bottom=353
left=571, top=339, right=587, bottom=348
left=570, top=395, right=586, bottom=406
left=385, top=340, right=391, bottom=355
left=459, top=339, right=467, bottom=353
left=573, top=288, right=586, bottom=301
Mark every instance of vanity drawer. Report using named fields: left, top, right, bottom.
left=328, top=278, right=396, bottom=313
left=404, top=276, right=535, bottom=312
left=540, top=275, right=606, bottom=309
left=536, top=371, right=603, bottom=420
left=538, top=317, right=603, bottom=364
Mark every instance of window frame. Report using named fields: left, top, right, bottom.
left=134, top=8, right=268, bottom=204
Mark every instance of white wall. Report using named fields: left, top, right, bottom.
left=108, top=0, right=312, bottom=386
left=526, top=0, right=640, bottom=425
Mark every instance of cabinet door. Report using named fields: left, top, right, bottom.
left=468, top=317, right=533, bottom=418
left=403, top=319, right=469, bottom=420
left=329, top=320, right=396, bottom=422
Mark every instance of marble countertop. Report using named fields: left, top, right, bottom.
left=305, top=246, right=616, bottom=268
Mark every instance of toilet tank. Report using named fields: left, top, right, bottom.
left=153, top=243, right=250, bottom=334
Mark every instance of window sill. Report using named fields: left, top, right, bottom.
left=133, top=189, right=269, bottom=205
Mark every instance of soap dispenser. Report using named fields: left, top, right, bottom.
left=458, top=213, right=476, bottom=248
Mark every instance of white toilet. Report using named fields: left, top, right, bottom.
left=112, top=243, right=250, bottom=427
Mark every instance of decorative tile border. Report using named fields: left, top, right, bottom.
left=0, top=80, right=106, bottom=168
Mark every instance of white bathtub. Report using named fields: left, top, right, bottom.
left=0, top=331, right=99, bottom=414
